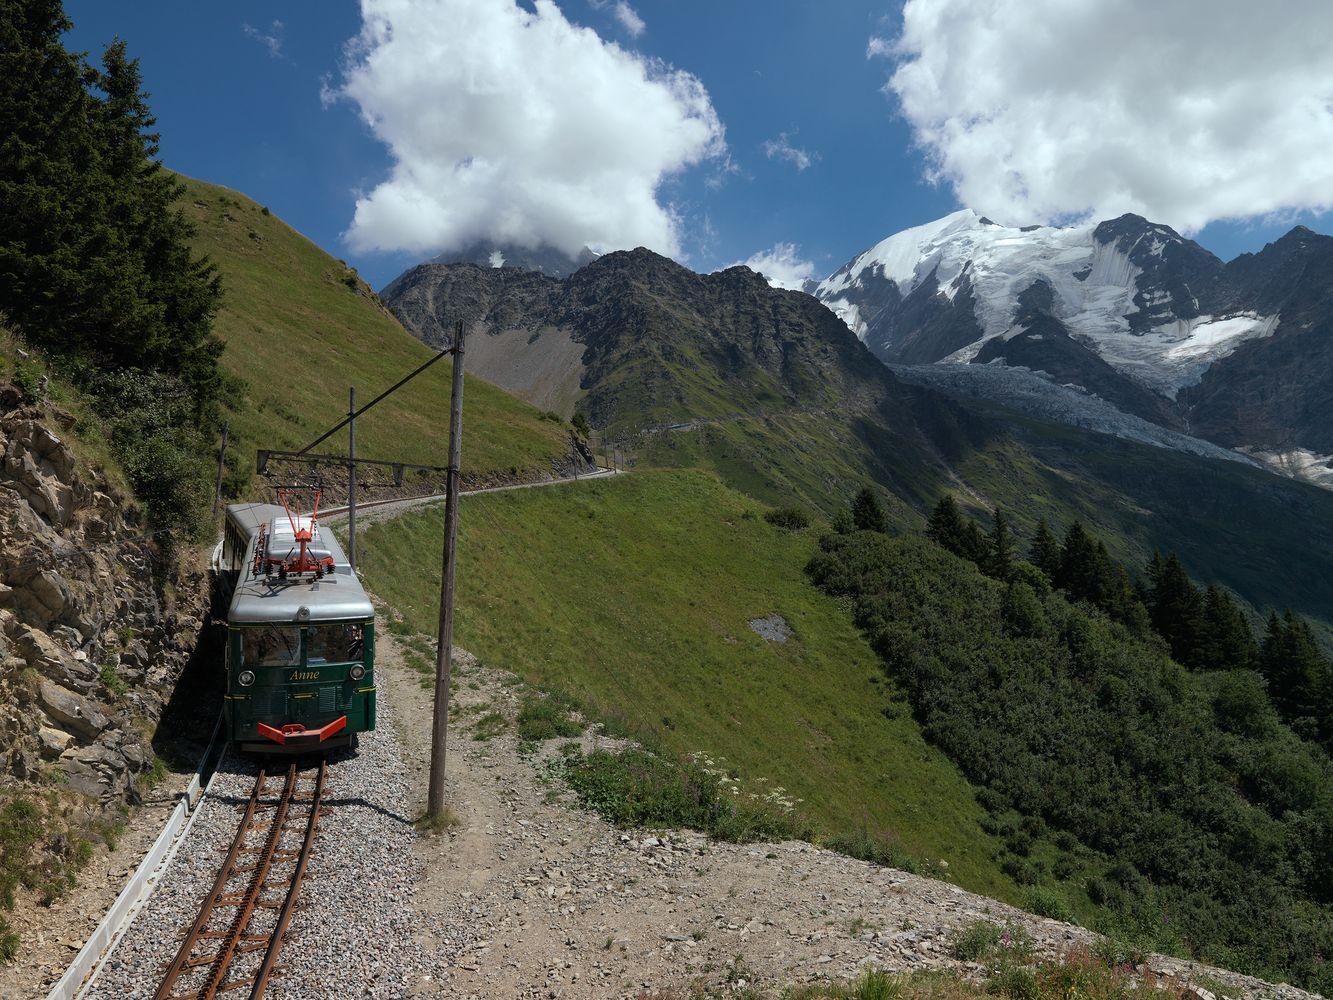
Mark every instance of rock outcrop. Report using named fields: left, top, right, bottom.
left=0, top=383, right=205, bottom=803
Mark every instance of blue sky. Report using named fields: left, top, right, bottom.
left=64, top=1, right=1332, bottom=291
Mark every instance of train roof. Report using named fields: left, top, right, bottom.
left=225, top=503, right=374, bottom=624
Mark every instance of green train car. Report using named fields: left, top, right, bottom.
left=217, top=502, right=375, bottom=753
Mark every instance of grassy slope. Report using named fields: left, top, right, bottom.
left=632, top=400, right=1333, bottom=628
left=356, top=470, right=1018, bottom=900
left=176, top=175, right=568, bottom=494
left=954, top=417, right=1333, bottom=623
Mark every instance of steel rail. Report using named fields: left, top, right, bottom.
left=247, top=759, right=326, bottom=998
left=154, top=761, right=325, bottom=1000
left=154, top=768, right=270, bottom=999
left=198, top=763, right=297, bottom=998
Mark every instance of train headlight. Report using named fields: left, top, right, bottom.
left=349, top=663, right=366, bottom=681
left=238, top=670, right=256, bottom=687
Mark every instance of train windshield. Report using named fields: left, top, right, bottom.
left=241, top=626, right=301, bottom=666
left=306, top=623, right=365, bottom=664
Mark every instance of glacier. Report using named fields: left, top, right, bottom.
left=816, top=210, right=1279, bottom=396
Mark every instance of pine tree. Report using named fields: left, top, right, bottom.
left=1147, top=553, right=1207, bottom=668
left=1260, top=610, right=1329, bottom=727
left=0, top=5, right=221, bottom=407
left=985, top=508, right=1016, bottom=581
left=851, top=486, right=888, bottom=533
left=926, top=495, right=966, bottom=553
left=1201, top=585, right=1258, bottom=671
left=0, top=4, right=226, bottom=531
left=960, top=520, right=989, bottom=565
left=1055, top=521, right=1100, bottom=603
left=1028, top=518, right=1060, bottom=580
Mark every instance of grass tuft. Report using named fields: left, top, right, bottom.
left=562, top=746, right=806, bottom=844
left=415, top=807, right=461, bottom=834
left=517, top=692, right=584, bottom=742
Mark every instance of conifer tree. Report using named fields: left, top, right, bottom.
left=1202, top=585, right=1258, bottom=671
left=985, top=508, right=1016, bottom=581
left=1260, top=610, right=1329, bottom=727
left=0, top=4, right=221, bottom=406
left=926, top=495, right=967, bottom=553
left=960, top=520, right=989, bottom=565
left=1147, top=553, right=1207, bottom=668
left=1029, top=518, right=1060, bottom=580
left=851, top=486, right=888, bottom=533
left=1055, top=521, right=1101, bottom=603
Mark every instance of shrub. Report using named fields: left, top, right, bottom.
left=826, top=830, right=924, bottom=875
left=1052, top=855, right=1077, bottom=881
left=987, top=965, right=1039, bottom=1000
left=562, top=747, right=802, bottom=843
left=1051, top=830, right=1078, bottom=852
left=1093, top=936, right=1147, bottom=970
left=1002, top=855, right=1040, bottom=885
left=517, top=692, right=583, bottom=742
left=12, top=358, right=45, bottom=401
left=1024, top=887, right=1074, bottom=922
left=952, top=921, right=1003, bottom=961
left=764, top=506, right=810, bottom=531
left=1006, top=830, right=1033, bottom=857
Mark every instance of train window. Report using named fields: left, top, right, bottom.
left=241, top=627, right=301, bottom=666
left=306, top=624, right=364, bottom=664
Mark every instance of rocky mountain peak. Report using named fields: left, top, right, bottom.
left=428, top=240, right=597, bottom=280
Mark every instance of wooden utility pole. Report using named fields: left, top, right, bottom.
left=427, top=321, right=466, bottom=820
left=347, top=386, right=357, bottom=571
left=212, top=420, right=229, bottom=514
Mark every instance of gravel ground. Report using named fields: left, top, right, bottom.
left=86, top=693, right=428, bottom=1000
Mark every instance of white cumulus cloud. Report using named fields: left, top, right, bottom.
left=880, top=0, right=1333, bottom=231
left=335, top=0, right=725, bottom=258
left=728, top=243, right=816, bottom=292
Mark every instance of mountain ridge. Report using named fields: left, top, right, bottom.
left=380, top=244, right=1333, bottom=626
left=813, top=210, right=1332, bottom=486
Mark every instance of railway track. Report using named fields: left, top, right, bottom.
left=153, top=760, right=326, bottom=1000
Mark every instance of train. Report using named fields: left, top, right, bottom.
left=215, top=495, right=376, bottom=753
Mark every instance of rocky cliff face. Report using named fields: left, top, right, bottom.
left=0, top=383, right=206, bottom=805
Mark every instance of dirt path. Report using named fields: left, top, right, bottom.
left=376, top=624, right=1311, bottom=1000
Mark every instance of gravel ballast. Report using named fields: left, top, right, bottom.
left=86, top=694, right=427, bottom=1000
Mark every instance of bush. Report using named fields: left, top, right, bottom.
left=562, top=747, right=803, bottom=843
left=987, top=965, right=1039, bottom=1000
left=826, top=830, right=925, bottom=875
left=516, top=692, right=583, bottom=741
left=1002, top=855, right=1040, bottom=885
left=952, top=921, right=1003, bottom=961
left=764, top=506, right=810, bottom=531
left=1024, top=887, right=1073, bottom=922
left=1006, top=830, right=1033, bottom=857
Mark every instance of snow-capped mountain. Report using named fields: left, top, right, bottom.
left=815, top=210, right=1333, bottom=487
